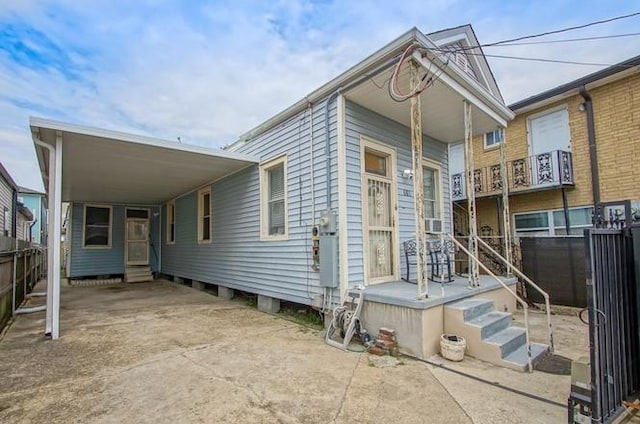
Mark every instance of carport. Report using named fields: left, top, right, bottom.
left=30, top=117, right=258, bottom=339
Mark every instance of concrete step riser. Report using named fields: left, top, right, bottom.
left=498, top=330, right=527, bottom=358
left=480, top=315, right=512, bottom=339
left=462, top=301, right=494, bottom=321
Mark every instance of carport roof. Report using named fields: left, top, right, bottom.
left=30, top=117, right=259, bottom=205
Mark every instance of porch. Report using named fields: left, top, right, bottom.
left=360, top=275, right=520, bottom=362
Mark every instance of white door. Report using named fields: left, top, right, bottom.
left=125, top=218, right=149, bottom=266
left=362, top=142, right=397, bottom=284
left=529, top=108, right=571, bottom=186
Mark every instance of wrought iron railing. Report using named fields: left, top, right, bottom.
left=451, top=149, right=574, bottom=200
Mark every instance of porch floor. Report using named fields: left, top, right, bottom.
left=363, top=274, right=517, bottom=309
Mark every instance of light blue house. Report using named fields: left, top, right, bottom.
left=31, top=25, right=548, bottom=371
left=17, top=187, right=47, bottom=244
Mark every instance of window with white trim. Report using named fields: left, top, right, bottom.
left=514, top=206, right=593, bottom=237
left=83, top=205, right=112, bottom=248
left=260, top=155, right=287, bottom=240
left=197, top=188, right=211, bottom=243
left=484, top=129, right=503, bottom=149
left=423, top=164, right=441, bottom=219
left=166, top=201, right=175, bottom=244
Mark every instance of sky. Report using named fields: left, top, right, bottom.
left=1, top=0, right=640, bottom=191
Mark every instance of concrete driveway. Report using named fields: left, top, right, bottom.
left=0, top=279, right=471, bottom=424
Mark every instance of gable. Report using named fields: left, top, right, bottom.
left=427, top=25, right=503, bottom=102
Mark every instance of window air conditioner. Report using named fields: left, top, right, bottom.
left=425, top=218, right=443, bottom=234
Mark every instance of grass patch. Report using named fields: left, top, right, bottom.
left=277, top=301, right=324, bottom=331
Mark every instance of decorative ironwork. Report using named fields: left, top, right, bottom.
left=452, top=173, right=463, bottom=198
left=512, top=159, right=527, bottom=187
left=451, top=150, right=574, bottom=199
left=561, top=151, right=572, bottom=183
left=490, top=165, right=502, bottom=191
left=473, top=169, right=483, bottom=193
left=536, top=153, right=553, bottom=184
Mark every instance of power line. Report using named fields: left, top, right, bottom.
left=485, top=11, right=640, bottom=47
left=482, top=53, right=628, bottom=67
left=485, top=31, right=640, bottom=46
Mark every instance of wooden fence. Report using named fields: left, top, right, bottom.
left=0, top=236, right=46, bottom=332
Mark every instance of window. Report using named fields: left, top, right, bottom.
left=514, top=206, right=593, bottom=237
left=422, top=162, right=441, bottom=219
left=197, top=188, right=211, bottom=243
left=260, top=155, right=288, bottom=240
left=364, top=150, right=388, bottom=177
left=166, top=201, right=175, bottom=244
left=83, top=205, right=112, bottom=248
left=484, top=129, right=503, bottom=149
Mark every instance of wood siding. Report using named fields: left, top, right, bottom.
left=69, top=203, right=160, bottom=278
left=344, top=100, right=451, bottom=286
left=162, top=100, right=338, bottom=305
left=0, top=177, right=13, bottom=237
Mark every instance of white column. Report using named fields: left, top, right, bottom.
left=410, top=60, right=427, bottom=299
left=463, top=101, right=480, bottom=288
left=51, top=133, right=63, bottom=339
left=42, top=142, right=55, bottom=335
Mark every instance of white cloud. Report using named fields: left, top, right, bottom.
left=1, top=0, right=640, bottom=191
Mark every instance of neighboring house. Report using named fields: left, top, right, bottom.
left=0, top=162, right=19, bottom=239
left=16, top=202, right=34, bottom=241
left=18, top=187, right=48, bottom=244
left=452, top=54, right=640, bottom=237
left=35, top=23, right=548, bottom=372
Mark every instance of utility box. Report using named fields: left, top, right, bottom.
left=319, top=210, right=337, bottom=235
left=319, top=235, right=339, bottom=287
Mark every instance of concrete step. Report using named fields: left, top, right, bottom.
left=484, top=326, right=527, bottom=358
left=503, top=342, right=549, bottom=372
left=445, top=299, right=495, bottom=322
left=126, top=274, right=153, bottom=283
left=125, top=266, right=151, bottom=274
left=467, top=311, right=512, bottom=339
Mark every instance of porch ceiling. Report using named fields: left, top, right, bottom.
left=30, top=117, right=258, bottom=205
left=345, top=64, right=504, bottom=143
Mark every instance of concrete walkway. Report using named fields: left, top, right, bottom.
left=0, top=280, right=470, bottom=423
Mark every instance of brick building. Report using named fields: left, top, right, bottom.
left=452, top=54, right=640, bottom=238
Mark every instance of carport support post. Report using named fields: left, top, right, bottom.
left=463, top=100, right=480, bottom=288
left=47, top=132, right=62, bottom=340
left=410, top=59, right=427, bottom=299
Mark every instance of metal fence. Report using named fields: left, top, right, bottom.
left=580, top=226, right=640, bottom=423
left=0, top=236, right=46, bottom=332
left=520, top=236, right=586, bottom=307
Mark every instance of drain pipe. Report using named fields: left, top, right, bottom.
left=579, top=87, right=601, bottom=223
left=324, top=90, right=341, bottom=210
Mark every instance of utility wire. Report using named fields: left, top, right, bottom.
left=443, top=11, right=640, bottom=52
left=483, top=31, right=640, bottom=46
left=433, top=48, right=640, bottom=68
left=485, top=11, right=640, bottom=47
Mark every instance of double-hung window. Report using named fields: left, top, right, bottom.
left=83, top=205, right=112, bottom=248
left=260, top=155, right=288, bottom=240
left=197, top=188, right=212, bottom=243
left=422, top=164, right=440, bottom=219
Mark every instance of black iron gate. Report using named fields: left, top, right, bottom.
left=579, top=227, right=640, bottom=423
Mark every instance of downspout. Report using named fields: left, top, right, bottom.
left=324, top=91, right=342, bottom=210
left=579, top=87, right=601, bottom=224
left=29, top=218, right=38, bottom=243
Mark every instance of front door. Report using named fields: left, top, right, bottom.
left=125, top=209, right=149, bottom=266
left=362, top=140, right=397, bottom=284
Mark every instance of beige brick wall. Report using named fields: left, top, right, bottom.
left=470, top=71, right=640, bottom=228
